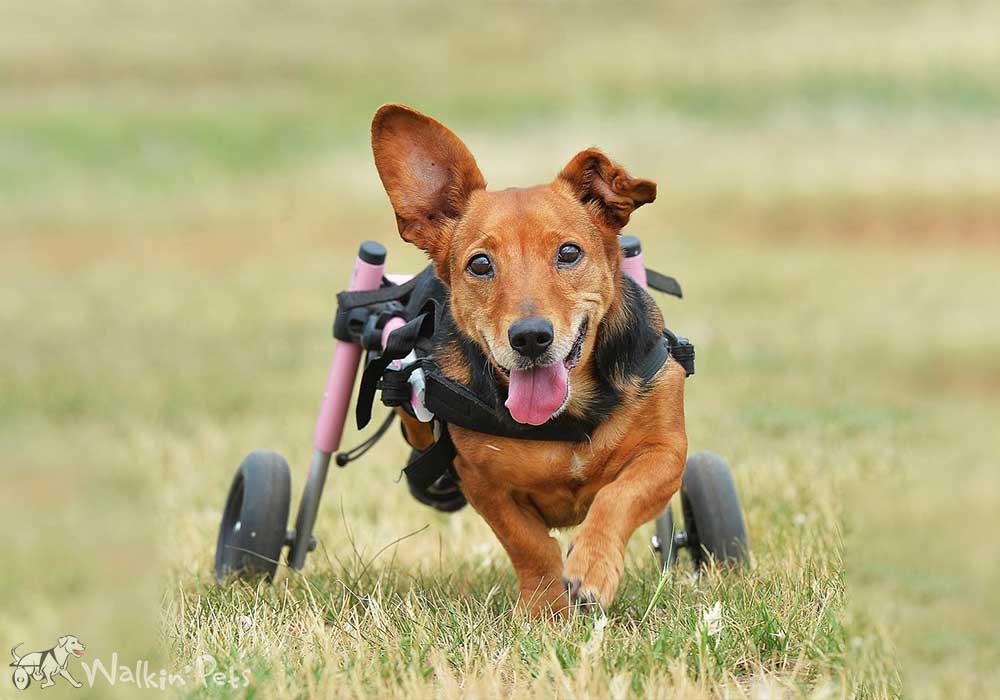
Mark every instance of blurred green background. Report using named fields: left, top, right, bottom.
left=2, top=1, right=998, bottom=697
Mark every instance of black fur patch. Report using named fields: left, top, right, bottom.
left=583, top=275, right=664, bottom=425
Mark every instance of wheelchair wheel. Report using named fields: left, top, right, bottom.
left=12, top=666, right=31, bottom=690
left=214, top=450, right=291, bottom=581
left=680, top=451, right=749, bottom=568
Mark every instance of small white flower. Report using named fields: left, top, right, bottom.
left=594, top=613, right=609, bottom=634
left=793, top=513, right=807, bottom=527
left=581, top=613, right=609, bottom=656
left=702, top=601, right=724, bottom=638
left=237, top=615, right=254, bottom=632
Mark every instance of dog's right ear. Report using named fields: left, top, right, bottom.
left=57, top=636, right=69, bottom=646
left=371, top=104, right=485, bottom=281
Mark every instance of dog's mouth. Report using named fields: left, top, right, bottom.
left=504, top=318, right=588, bottom=426
left=73, top=649, right=84, bottom=657
left=563, top=317, right=588, bottom=371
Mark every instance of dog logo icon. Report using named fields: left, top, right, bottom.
left=9, top=636, right=86, bottom=690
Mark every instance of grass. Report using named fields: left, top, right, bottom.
left=2, top=1, right=998, bottom=697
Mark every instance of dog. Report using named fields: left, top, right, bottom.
left=371, top=104, right=687, bottom=616
left=10, top=635, right=85, bottom=689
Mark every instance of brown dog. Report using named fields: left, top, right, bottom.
left=371, top=104, right=687, bottom=616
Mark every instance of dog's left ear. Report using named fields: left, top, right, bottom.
left=558, top=148, right=656, bottom=231
left=58, top=636, right=69, bottom=646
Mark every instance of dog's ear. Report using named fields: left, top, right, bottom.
left=558, top=148, right=656, bottom=232
left=58, top=636, right=69, bottom=646
left=371, top=104, right=485, bottom=280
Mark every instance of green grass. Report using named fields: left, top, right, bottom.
left=2, top=1, right=999, bottom=698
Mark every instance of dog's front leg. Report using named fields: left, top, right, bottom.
left=60, top=666, right=83, bottom=688
left=461, top=472, right=567, bottom=616
left=564, top=440, right=686, bottom=609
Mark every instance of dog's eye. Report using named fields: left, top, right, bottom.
left=466, top=254, right=494, bottom=278
left=557, top=243, right=582, bottom=266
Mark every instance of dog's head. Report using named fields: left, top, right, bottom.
left=58, top=635, right=85, bottom=657
left=372, top=104, right=655, bottom=425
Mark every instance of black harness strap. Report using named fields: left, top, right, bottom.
left=421, top=369, right=594, bottom=441
left=335, top=268, right=430, bottom=314
left=367, top=332, right=691, bottom=442
left=355, top=310, right=435, bottom=429
left=663, top=328, right=695, bottom=377
left=646, top=269, right=683, bottom=298
left=353, top=269, right=695, bottom=436
left=402, top=422, right=457, bottom=490
left=637, top=333, right=672, bottom=381
left=424, top=329, right=694, bottom=434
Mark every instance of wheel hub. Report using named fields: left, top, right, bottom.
left=652, top=529, right=689, bottom=552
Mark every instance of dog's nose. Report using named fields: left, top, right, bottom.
left=508, top=317, right=554, bottom=359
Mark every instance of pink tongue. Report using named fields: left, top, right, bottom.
left=505, top=363, right=569, bottom=426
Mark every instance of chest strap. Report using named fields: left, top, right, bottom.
left=357, top=323, right=693, bottom=441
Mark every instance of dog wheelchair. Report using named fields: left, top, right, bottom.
left=10, top=649, right=49, bottom=691
left=214, top=236, right=748, bottom=582
left=10, top=663, right=34, bottom=692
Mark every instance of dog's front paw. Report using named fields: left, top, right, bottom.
left=562, top=533, right=624, bottom=610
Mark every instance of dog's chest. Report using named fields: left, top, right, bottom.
left=453, top=429, right=618, bottom=491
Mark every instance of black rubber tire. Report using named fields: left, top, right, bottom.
left=680, top=451, right=749, bottom=568
left=653, top=503, right=677, bottom=569
left=214, top=450, right=292, bottom=581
